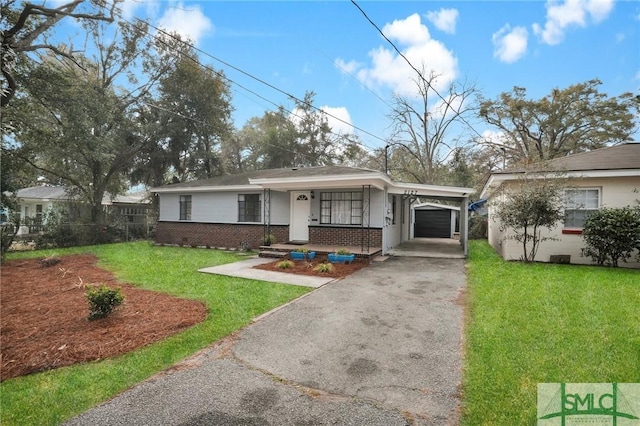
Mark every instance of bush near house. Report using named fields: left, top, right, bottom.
left=581, top=206, right=640, bottom=267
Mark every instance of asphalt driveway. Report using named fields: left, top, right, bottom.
left=65, top=257, right=466, bottom=425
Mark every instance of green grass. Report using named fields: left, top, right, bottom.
left=462, top=240, right=640, bottom=425
left=1, top=242, right=311, bottom=426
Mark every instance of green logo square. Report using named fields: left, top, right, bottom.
left=538, top=383, right=640, bottom=425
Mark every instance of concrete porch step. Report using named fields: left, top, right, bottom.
left=258, top=250, right=289, bottom=259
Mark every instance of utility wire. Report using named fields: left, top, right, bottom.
left=140, top=18, right=389, bottom=147
left=350, top=0, right=486, bottom=142
left=108, top=10, right=383, bottom=164
left=138, top=21, right=382, bottom=160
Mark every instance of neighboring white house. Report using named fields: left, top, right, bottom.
left=11, top=186, right=150, bottom=235
left=151, top=166, right=473, bottom=255
left=480, top=143, right=640, bottom=268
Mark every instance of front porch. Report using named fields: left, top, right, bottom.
left=259, top=243, right=383, bottom=260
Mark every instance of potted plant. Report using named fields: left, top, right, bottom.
left=290, top=247, right=316, bottom=261
left=328, top=248, right=355, bottom=264
left=263, top=234, right=277, bottom=246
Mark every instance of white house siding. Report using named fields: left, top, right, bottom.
left=269, top=191, right=290, bottom=224
left=385, top=194, right=403, bottom=251
left=158, top=191, right=289, bottom=224
left=487, top=203, right=506, bottom=257
left=369, top=189, right=385, bottom=228
left=158, top=193, right=179, bottom=221
left=493, top=176, right=640, bottom=267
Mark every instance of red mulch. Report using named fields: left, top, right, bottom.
left=0, top=254, right=207, bottom=381
left=253, top=256, right=370, bottom=279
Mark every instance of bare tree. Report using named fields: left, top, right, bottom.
left=387, top=71, right=478, bottom=184
left=1, top=0, right=118, bottom=106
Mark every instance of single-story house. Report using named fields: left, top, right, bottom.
left=412, top=202, right=459, bottom=239
left=480, top=143, right=640, bottom=267
left=10, top=186, right=150, bottom=235
left=151, top=166, right=473, bottom=255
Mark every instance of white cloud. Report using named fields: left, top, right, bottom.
left=344, top=13, right=457, bottom=98
left=289, top=106, right=353, bottom=136
left=334, top=58, right=361, bottom=75
left=158, top=3, right=213, bottom=45
left=532, top=0, right=614, bottom=45
left=320, top=106, right=353, bottom=135
left=492, top=25, right=528, bottom=63
left=426, top=8, right=459, bottom=34
left=383, top=13, right=431, bottom=44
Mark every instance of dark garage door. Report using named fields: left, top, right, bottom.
left=415, top=210, right=451, bottom=238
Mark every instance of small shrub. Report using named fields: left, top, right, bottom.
left=469, top=216, right=488, bottom=240
left=581, top=206, right=640, bottom=267
left=39, top=256, right=61, bottom=268
left=276, top=260, right=293, bottom=269
left=1, top=223, right=18, bottom=260
left=314, top=263, right=333, bottom=273
left=85, top=284, right=124, bottom=320
left=264, top=234, right=277, bottom=245
left=295, top=247, right=309, bottom=254
left=336, top=248, right=352, bottom=255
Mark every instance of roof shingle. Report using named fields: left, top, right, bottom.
left=497, top=143, right=640, bottom=174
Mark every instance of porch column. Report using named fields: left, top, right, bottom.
left=263, top=188, right=271, bottom=243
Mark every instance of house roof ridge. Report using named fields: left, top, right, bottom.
left=495, top=142, right=640, bottom=174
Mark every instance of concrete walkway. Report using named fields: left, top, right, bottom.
left=66, top=257, right=466, bottom=426
left=199, top=257, right=335, bottom=288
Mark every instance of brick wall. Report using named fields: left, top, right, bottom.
left=309, top=226, right=382, bottom=248
left=156, top=222, right=289, bottom=249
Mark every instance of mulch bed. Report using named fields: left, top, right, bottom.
left=253, top=256, right=370, bottom=279
left=0, top=254, right=207, bottom=381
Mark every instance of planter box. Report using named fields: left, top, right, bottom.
left=328, top=253, right=355, bottom=264
left=290, top=251, right=316, bottom=261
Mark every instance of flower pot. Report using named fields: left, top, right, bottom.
left=290, top=252, right=306, bottom=261
left=328, top=253, right=355, bottom=264
left=307, top=251, right=316, bottom=260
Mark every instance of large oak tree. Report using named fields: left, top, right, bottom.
left=478, top=79, right=640, bottom=164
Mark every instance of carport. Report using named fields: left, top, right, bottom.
left=385, top=182, right=472, bottom=256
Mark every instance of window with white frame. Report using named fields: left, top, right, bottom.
left=320, top=192, right=362, bottom=225
left=238, top=194, right=261, bottom=222
left=179, top=195, right=192, bottom=221
left=564, top=188, right=599, bottom=228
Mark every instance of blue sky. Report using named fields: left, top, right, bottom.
left=58, top=0, right=640, bottom=151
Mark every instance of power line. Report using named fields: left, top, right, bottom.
left=350, top=0, right=486, bottom=142
left=108, top=12, right=381, bottom=165
left=135, top=23, right=382, bottom=162
left=140, top=18, right=389, bottom=148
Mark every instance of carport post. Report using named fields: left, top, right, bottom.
left=459, top=197, right=469, bottom=256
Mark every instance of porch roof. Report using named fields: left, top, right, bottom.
left=151, top=165, right=472, bottom=199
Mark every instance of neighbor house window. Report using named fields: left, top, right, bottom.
left=238, top=194, right=261, bottom=222
left=320, top=192, right=362, bottom=225
left=179, top=195, right=191, bottom=221
left=564, top=188, right=599, bottom=228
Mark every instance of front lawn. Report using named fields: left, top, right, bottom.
left=462, top=240, right=640, bottom=424
left=1, top=242, right=311, bottom=426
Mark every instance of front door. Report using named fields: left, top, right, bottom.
left=290, top=191, right=311, bottom=242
